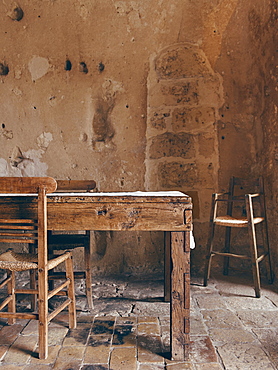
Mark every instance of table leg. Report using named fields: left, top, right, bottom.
left=164, top=231, right=171, bottom=302
left=170, top=230, right=190, bottom=360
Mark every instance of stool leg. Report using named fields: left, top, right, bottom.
left=204, top=194, right=217, bottom=286
left=246, top=195, right=261, bottom=298
left=204, top=220, right=215, bottom=286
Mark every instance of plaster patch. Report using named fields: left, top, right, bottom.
left=102, top=79, right=124, bottom=101
left=12, top=87, right=22, bottom=96
left=15, top=149, right=48, bottom=177
left=0, top=128, right=13, bottom=139
left=37, top=132, right=53, bottom=150
left=0, top=146, right=48, bottom=177
left=28, top=56, right=49, bottom=81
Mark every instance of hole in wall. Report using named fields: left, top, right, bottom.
left=65, top=59, right=72, bottom=71
left=0, top=63, right=9, bottom=75
left=98, top=62, right=105, bottom=72
left=79, top=62, right=88, bottom=74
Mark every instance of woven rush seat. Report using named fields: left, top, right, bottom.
left=214, top=215, right=264, bottom=227
left=0, top=250, right=38, bottom=270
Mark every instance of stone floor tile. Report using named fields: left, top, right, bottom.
left=24, top=364, right=53, bottom=369
left=190, top=314, right=208, bottom=335
left=0, top=365, right=25, bottom=369
left=138, top=316, right=160, bottom=324
left=91, top=318, right=115, bottom=335
left=2, top=334, right=37, bottom=364
left=138, top=323, right=161, bottom=336
left=112, top=324, right=136, bottom=347
left=237, top=309, right=278, bottom=328
left=194, top=294, right=227, bottom=310
left=30, top=345, right=61, bottom=365
left=217, top=342, right=275, bottom=369
left=223, top=296, right=277, bottom=311
left=0, top=324, right=25, bottom=345
left=132, top=302, right=170, bottom=316
left=83, top=344, right=111, bottom=364
left=0, top=345, right=8, bottom=360
left=252, top=328, right=278, bottom=367
left=194, top=363, right=223, bottom=369
left=48, top=327, right=69, bottom=346
left=137, top=349, right=165, bottom=364
left=138, top=364, right=165, bottom=370
left=77, top=314, right=95, bottom=323
left=21, top=320, right=39, bottom=336
left=201, top=309, right=243, bottom=329
left=110, top=347, right=137, bottom=370
left=58, top=345, right=85, bottom=359
left=166, top=362, right=194, bottom=369
left=264, top=289, right=278, bottom=307
left=115, top=316, right=137, bottom=325
left=189, top=336, right=218, bottom=363
left=53, top=357, right=82, bottom=370
left=63, top=322, right=91, bottom=346
left=138, top=335, right=164, bottom=354
left=208, top=327, right=257, bottom=344
left=88, top=334, right=112, bottom=347
left=81, top=364, right=109, bottom=370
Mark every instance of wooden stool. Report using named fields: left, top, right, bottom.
left=203, top=176, right=274, bottom=298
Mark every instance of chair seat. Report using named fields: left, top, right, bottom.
left=214, top=215, right=264, bottom=227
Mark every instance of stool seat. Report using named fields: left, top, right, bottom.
left=214, top=215, right=264, bottom=227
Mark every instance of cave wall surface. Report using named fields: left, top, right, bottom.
left=0, top=0, right=277, bottom=277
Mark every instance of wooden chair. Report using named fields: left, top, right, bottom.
left=203, top=176, right=274, bottom=298
left=47, top=179, right=96, bottom=309
left=0, top=177, right=76, bottom=359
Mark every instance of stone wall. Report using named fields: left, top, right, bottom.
left=0, top=0, right=277, bottom=277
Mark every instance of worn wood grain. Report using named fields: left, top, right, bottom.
left=0, top=177, right=56, bottom=194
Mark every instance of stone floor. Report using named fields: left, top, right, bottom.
left=0, top=272, right=277, bottom=369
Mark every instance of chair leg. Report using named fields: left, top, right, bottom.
left=7, top=271, right=16, bottom=325
left=203, top=222, right=215, bottom=286
left=65, top=254, right=77, bottom=329
left=84, top=237, right=93, bottom=309
left=38, top=268, right=48, bottom=360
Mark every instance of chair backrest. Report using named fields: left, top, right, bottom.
left=0, top=177, right=57, bottom=265
left=55, top=180, right=96, bottom=192
left=0, top=177, right=57, bottom=194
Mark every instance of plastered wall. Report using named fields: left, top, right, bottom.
left=0, top=0, right=277, bottom=277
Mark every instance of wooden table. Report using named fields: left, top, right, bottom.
left=0, top=191, right=192, bottom=360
